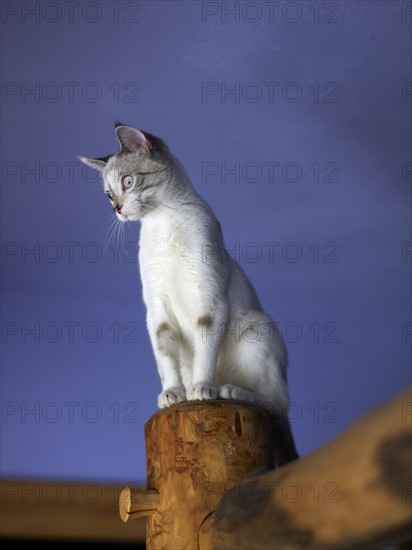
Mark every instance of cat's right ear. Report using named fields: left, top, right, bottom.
left=115, top=125, right=151, bottom=153
left=77, top=156, right=107, bottom=172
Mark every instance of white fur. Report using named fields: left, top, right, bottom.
left=138, top=199, right=290, bottom=412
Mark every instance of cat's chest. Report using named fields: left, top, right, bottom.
left=140, top=234, right=180, bottom=274
left=139, top=219, right=198, bottom=293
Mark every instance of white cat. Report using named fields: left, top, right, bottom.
left=80, top=124, right=298, bottom=464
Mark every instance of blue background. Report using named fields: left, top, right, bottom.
left=1, top=0, right=411, bottom=483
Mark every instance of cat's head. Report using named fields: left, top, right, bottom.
left=79, top=124, right=172, bottom=221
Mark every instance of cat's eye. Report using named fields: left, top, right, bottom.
left=122, top=175, right=134, bottom=190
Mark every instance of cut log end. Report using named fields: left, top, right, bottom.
left=119, top=487, right=159, bottom=523
left=119, top=487, right=132, bottom=523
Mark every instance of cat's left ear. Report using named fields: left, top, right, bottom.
left=77, top=156, right=107, bottom=172
left=115, top=125, right=151, bottom=153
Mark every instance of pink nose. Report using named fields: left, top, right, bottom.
left=114, top=205, right=122, bottom=213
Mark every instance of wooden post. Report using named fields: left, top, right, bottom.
left=119, top=400, right=281, bottom=549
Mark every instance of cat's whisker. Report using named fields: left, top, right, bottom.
left=114, top=221, right=123, bottom=252
left=113, top=216, right=123, bottom=252
left=121, top=221, right=126, bottom=248
left=123, top=216, right=137, bottom=247
left=104, top=212, right=135, bottom=253
left=115, top=219, right=122, bottom=250
left=105, top=216, right=119, bottom=251
left=120, top=222, right=125, bottom=249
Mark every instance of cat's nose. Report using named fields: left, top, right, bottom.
left=114, top=204, right=122, bottom=213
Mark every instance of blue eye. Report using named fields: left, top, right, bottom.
left=122, top=175, right=134, bottom=189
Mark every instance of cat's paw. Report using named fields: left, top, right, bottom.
left=186, top=384, right=217, bottom=402
left=218, top=384, right=253, bottom=402
left=158, top=387, right=187, bottom=408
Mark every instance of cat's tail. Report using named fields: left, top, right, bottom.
left=272, top=415, right=299, bottom=467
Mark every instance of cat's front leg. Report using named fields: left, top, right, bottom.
left=186, top=303, right=228, bottom=402
left=146, top=311, right=186, bottom=408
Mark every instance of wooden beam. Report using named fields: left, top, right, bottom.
left=201, top=387, right=412, bottom=550
left=1, top=480, right=146, bottom=542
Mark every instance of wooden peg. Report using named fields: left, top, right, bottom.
left=119, top=486, right=159, bottom=523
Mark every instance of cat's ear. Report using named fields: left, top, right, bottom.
left=115, top=125, right=151, bottom=153
left=77, top=156, right=108, bottom=172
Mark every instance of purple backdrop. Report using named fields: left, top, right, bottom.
left=1, top=0, right=411, bottom=483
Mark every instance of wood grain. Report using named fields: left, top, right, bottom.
left=203, top=388, right=412, bottom=550
left=142, top=399, right=281, bottom=549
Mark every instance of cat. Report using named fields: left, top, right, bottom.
left=79, top=123, right=298, bottom=464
